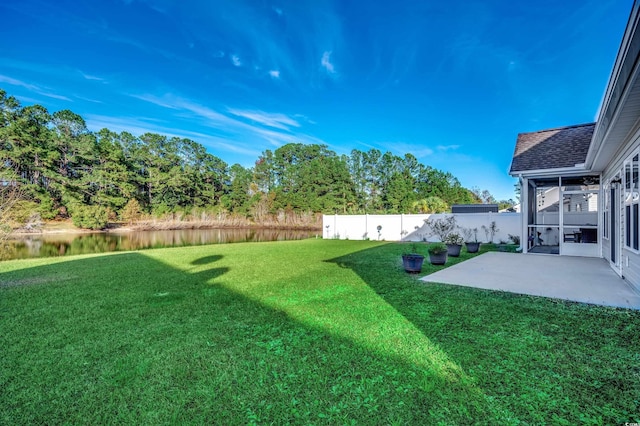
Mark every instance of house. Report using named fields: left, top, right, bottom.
left=509, top=1, right=640, bottom=289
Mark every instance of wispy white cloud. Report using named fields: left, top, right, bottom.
left=177, top=99, right=236, bottom=123
left=0, top=74, right=72, bottom=101
left=129, top=93, right=179, bottom=109
left=74, top=95, right=104, bottom=104
left=163, top=2, right=344, bottom=88
left=0, top=59, right=108, bottom=88
left=84, top=113, right=179, bottom=136
left=375, top=141, right=434, bottom=158
left=79, top=71, right=104, bottom=81
left=129, top=92, right=328, bottom=154
left=13, top=95, right=44, bottom=105
left=84, top=113, right=262, bottom=157
left=106, top=34, right=178, bottom=61
left=436, top=144, right=460, bottom=151
left=227, top=108, right=300, bottom=131
left=321, top=51, right=336, bottom=74
left=408, top=147, right=434, bottom=157
left=269, top=70, right=280, bottom=79
left=131, top=93, right=235, bottom=123
left=0, top=75, right=40, bottom=92
left=294, top=114, right=316, bottom=125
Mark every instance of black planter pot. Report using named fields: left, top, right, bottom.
left=428, top=252, right=447, bottom=265
left=465, top=242, right=480, bottom=253
left=446, top=243, right=462, bottom=257
left=402, top=254, right=425, bottom=273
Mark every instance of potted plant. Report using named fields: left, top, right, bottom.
left=427, top=242, right=448, bottom=265
left=443, top=232, right=463, bottom=257
left=402, top=243, right=425, bottom=273
left=462, top=227, right=481, bottom=253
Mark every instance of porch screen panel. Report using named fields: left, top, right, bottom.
left=527, top=178, right=560, bottom=253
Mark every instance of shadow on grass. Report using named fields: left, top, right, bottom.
left=190, top=254, right=224, bottom=265
left=4, top=241, right=638, bottom=425
left=0, top=248, right=493, bottom=425
left=326, top=243, right=640, bottom=425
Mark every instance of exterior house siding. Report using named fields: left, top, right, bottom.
left=622, top=248, right=640, bottom=288
left=509, top=2, right=640, bottom=289
left=602, top=126, right=640, bottom=289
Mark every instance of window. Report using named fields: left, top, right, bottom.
left=624, top=153, right=640, bottom=251
left=635, top=204, right=639, bottom=250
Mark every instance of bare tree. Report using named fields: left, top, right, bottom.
left=0, top=182, right=20, bottom=259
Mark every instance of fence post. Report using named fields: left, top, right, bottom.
left=365, top=214, right=368, bottom=240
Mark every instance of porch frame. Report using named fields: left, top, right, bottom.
left=519, top=174, right=601, bottom=257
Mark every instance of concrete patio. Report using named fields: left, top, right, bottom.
left=421, top=252, right=640, bottom=309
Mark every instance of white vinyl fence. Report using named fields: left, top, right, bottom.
left=322, top=213, right=522, bottom=244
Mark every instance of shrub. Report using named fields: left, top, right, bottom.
left=152, top=203, right=172, bottom=217
left=443, top=232, right=464, bottom=245
left=121, top=199, right=142, bottom=224
left=424, top=216, right=457, bottom=242
left=72, top=205, right=109, bottom=230
left=481, top=221, right=500, bottom=243
left=427, top=242, right=448, bottom=255
left=37, top=195, right=57, bottom=220
left=403, top=242, right=423, bottom=255
left=10, top=200, right=35, bottom=223
left=461, top=227, right=479, bottom=243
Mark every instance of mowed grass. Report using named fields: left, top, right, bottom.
left=1, top=239, right=639, bottom=425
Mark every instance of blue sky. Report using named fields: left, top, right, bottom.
left=0, top=0, right=633, bottom=201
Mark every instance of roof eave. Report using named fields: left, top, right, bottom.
left=509, top=164, right=591, bottom=178
left=586, top=1, right=640, bottom=169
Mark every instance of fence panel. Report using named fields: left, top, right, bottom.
left=323, top=213, right=522, bottom=244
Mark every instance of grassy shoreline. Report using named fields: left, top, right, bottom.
left=10, top=219, right=322, bottom=236
left=1, top=240, right=638, bottom=424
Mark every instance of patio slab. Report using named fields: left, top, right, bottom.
left=421, top=252, right=640, bottom=309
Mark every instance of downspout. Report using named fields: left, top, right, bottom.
left=518, top=174, right=525, bottom=253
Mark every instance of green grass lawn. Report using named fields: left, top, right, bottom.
left=1, top=239, right=638, bottom=425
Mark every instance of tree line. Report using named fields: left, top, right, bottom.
left=0, top=88, right=502, bottom=229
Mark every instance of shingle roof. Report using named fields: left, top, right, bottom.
left=509, top=123, right=595, bottom=174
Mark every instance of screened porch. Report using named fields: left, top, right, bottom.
left=525, top=176, right=600, bottom=256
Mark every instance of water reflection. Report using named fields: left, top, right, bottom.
left=4, top=228, right=318, bottom=260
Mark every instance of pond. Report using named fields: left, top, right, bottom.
left=3, top=228, right=319, bottom=260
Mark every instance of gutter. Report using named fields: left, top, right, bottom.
left=586, top=1, right=640, bottom=169
left=517, top=174, right=524, bottom=253
left=509, top=164, right=590, bottom=179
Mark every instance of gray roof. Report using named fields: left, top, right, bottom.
left=509, top=123, right=595, bottom=174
